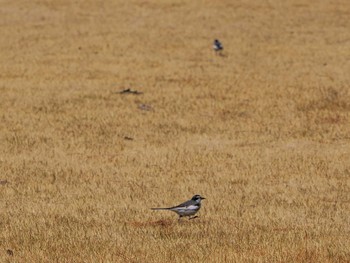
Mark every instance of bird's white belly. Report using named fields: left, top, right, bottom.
left=173, top=205, right=199, bottom=216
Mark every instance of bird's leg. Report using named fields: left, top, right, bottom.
left=189, top=216, right=199, bottom=220
left=178, top=215, right=183, bottom=222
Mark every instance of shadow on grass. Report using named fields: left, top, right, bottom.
left=130, top=219, right=173, bottom=228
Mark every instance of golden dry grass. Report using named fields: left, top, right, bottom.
left=0, top=0, right=350, bottom=262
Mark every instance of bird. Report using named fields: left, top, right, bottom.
left=213, top=39, right=223, bottom=54
left=151, top=195, right=206, bottom=220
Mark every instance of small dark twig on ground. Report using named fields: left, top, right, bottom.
left=116, top=88, right=143, bottom=95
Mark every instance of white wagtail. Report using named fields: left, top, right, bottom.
left=213, top=39, right=223, bottom=54
left=151, top=195, right=206, bottom=220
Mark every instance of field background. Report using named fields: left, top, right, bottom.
left=0, top=0, right=350, bottom=262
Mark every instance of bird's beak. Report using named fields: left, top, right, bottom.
left=201, top=197, right=206, bottom=199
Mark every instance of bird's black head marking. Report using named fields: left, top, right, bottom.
left=192, top=195, right=205, bottom=201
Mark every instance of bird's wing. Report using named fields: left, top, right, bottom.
left=152, top=199, right=197, bottom=210
left=170, top=199, right=194, bottom=209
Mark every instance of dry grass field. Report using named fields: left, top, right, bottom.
left=0, top=0, right=350, bottom=262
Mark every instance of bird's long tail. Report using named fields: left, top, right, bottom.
left=151, top=207, right=170, bottom=210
